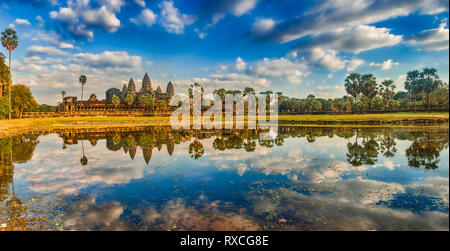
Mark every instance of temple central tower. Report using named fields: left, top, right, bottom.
left=142, top=72, right=152, bottom=92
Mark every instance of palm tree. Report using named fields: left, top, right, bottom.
left=405, top=70, right=422, bottom=112
left=61, top=90, right=66, bottom=100
left=360, top=74, right=377, bottom=111
left=344, top=73, right=362, bottom=106
left=1, top=28, right=19, bottom=120
left=80, top=140, right=88, bottom=166
left=79, top=75, right=87, bottom=100
left=420, top=68, right=440, bottom=112
left=243, top=87, right=255, bottom=96
left=379, top=79, right=396, bottom=109
left=112, top=95, right=120, bottom=107
left=125, top=94, right=134, bottom=106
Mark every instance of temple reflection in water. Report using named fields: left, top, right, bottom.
left=0, top=126, right=448, bottom=230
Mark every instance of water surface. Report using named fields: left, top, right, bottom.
left=0, top=126, right=448, bottom=230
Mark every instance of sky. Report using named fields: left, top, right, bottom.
left=0, top=0, right=448, bottom=105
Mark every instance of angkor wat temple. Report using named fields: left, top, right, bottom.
left=59, top=73, right=174, bottom=113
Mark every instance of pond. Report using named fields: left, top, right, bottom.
left=0, top=126, right=448, bottom=230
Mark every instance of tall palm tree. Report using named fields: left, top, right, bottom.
left=379, top=79, right=396, bottom=109
left=344, top=73, right=362, bottom=106
left=1, top=28, right=19, bottom=120
left=79, top=75, right=87, bottom=100
left=61, top=90, right=66, bottom=100
left=420, top=68, right=440, bottom=113
left=405, top=70, right=422, bottom=112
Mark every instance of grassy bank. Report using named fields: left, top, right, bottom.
left=0, top=112, right=448, bottom=137
left=277, top=112, right=449, bottom=121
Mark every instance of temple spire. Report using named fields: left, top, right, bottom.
left=128, top=78, right=136, bottom=96
left=142, top=72, right=152, bottom=92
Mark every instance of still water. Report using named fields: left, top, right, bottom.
left=0, top=126, right=448, bottom=230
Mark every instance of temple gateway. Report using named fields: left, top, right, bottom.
left=60, top=73, right=175, bottom=113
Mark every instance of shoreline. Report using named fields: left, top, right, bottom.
left=0, top=112, right=448, bottom=137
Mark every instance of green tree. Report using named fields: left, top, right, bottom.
left=344, top=73, right=362, bottom=107
left=0, top=96, right=9, bottom=119
left=125, top=93, right=135, bottom=106
left=405, top=70, right=422, bottom=112
left=112, top=95, right=120, bottom=107
left=420, top=68, right=440, bottom=112
left=0, top=52, right=10, bottom=98
left=138, top=93, right=154, bottom=111
left=243, top=87, right=255, bottom=96
left=11, top=84, right=38, bottom=118
left=379, top=79, right=396, bottom=109
left=213, top=88, right=226, bottom=101
left=1, top=28, right=19, bottom=119
left=61, top=90, right=66, bottom=100
left=158, top=100, right=167, bottom=111
left=360, top=74, right=377, bottom=111
left=79, top=75, right=87, bottom=100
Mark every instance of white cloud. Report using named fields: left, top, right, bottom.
left=130, top=8, right=157, bottom=27
left=80, top=6, right=121, bottom=32
left=26, top=45, right=68, bottom=56
left=346, top=59, right=365, bottom=71
left=59, top=42, right=75, bottom=49
left=303, top=48, right=346, bottom=72
left=194, top=28, right=207, bottom=39
left=9, top=18, right=31, bottom=29
left=369, top=59, right=399, bottom=70
left=252, top=17, right=275, bottom=35
left=294, top=25, right=403, bottom=54
left=250, top=57, right=309, bottom=81
left=35, top=15, right=45, bottom=27
left=72, top=51, right=142, bottom=71
left=406, top=22, right=449, bottom=51
left=49, top=0, right=124, bottom=39
left=14, top=18, right=31, bottom=25
left=134, top=0, right=146, bottom=8
left=211, top=0, right=259, bottom=24
left=253, top=0, right=448, bottom=43
left=235, top=57, right=246, bottom=71
left=158, top=1, right=196, bottom=34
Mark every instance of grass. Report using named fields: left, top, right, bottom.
left=277, top=112, right=449, bottom=121
left=0, top=112, right=448, bottom=137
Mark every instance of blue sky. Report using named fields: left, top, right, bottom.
left=0, top=0, right=448, bottom=104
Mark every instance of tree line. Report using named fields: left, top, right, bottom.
left=209, top=68, right=448, bottom=114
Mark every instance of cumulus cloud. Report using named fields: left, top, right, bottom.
left=130, top=8, right=157, bottom=27
left=252, top=17, right=275, bottom=35
left=293, top=25, right=403, bottom=54
left=158, top=1, right=196, bottom=34
left=346, top=59, right=365, bottom=71
left=72, top=51, right=142, bottom=70
left=14, top=18, right=31, bottom=25
left=134, top=0, right=145, bottom=8
left=302, top=48, right=346, bottom=72
left=49, top=0, right=124, bottom=39
left=252, top=0, right=448, bottom=43
left=205, top=0, right=259, bottom=24
left=59, top=42, right=74, bottom=49
left=235, top=57, right=246, bottom=71
left=369, top=59, right=399, bottom=70
left=405, top=22, right=449, bottom=51
left=8, top=18, right=31, bottom=28
left=26, top=45, right=68, bottom=56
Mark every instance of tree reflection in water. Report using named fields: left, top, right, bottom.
left=46, top=126, right=449, bottom=170
left=0, top=126, right=448, bottom=230
left=1, top=135, right=62, bottom=230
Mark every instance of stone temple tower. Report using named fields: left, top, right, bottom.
left=166, top=81, right=174, bottom=98
left=128, top=78, right=136, bottom=96
left=142, top=73, right=152, bottom=92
